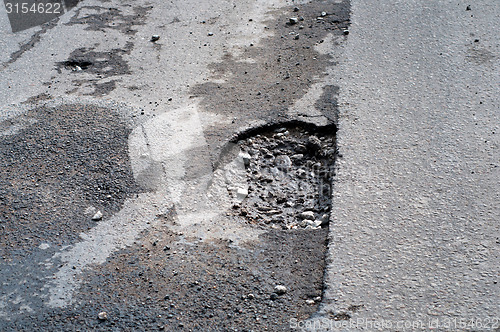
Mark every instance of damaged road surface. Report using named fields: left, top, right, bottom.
left=3, top=0, right=497, bottom=330
left=1, top=0, right=349, bottom=330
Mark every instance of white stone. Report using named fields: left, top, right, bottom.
left=299, top=211, right=315, bottom=220
left=274, top=285, right=287, bottom=295
left=39, top=243, right=50, bottom=250
left=91, top=211, right=103, bottom=221
left=239, top=151, right=251, bottom=167
left=275, top=155, right=292, bottom=169
left=236, top=188, right=248, bottom=200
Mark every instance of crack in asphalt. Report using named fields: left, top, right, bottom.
left=0, top=19, right=59, bottom=71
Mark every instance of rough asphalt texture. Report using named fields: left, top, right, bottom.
left=1, top=0, right=349, bottom=330
left=307, top=1, right=499, bottom=331
left=0, top=105, right=141, bottom=258
left=0, top=0, right=498, bottom=331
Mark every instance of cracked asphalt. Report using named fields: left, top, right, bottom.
left=1, top=0, right=348, bottom=330
left=0, top=0, right=499, bottom=331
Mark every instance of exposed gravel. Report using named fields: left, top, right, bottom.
left=0, top=0, right=349, bottom=330
left=232, top=125, right=336, bottom=230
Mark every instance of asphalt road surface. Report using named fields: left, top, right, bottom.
left=307, top=1, right=499, bottom=331
left=0, top=0, right=499, bottom=331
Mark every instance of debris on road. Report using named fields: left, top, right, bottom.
left=92, top=211, right=103, bottom=221
left=274, top=285, right=287, bottom=295
left=230, top=124, right=336, bottom=230
left=97, top=311, right=108, bottom=320
left=298, top=211, right=315, bottom=220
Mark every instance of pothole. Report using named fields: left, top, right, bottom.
left=62, top=59, right=93, bottom=71
left=229, top=122, right=337, bottom=230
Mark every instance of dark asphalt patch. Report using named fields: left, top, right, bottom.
left=0, top=104, right=142, bottom=260
left=45, top=4, right=152, bottom=96
left=190, top=0, right=350, bottom=162
left=55, top=43, right=133, bottom=95
left=64, top=5, right=152, bottom=35
left=56, top=43, right=133, bottom=76
left=314, top=85, right=340, bottom=124
left=2, top=226, right=328, bottom=331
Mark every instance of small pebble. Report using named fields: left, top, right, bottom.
left=274, top=285, right=287, bottom=295
left=275, top=155, right=292, bottom=170
left=240, top=152, right=251, bottom=167
left=299, top=211, right=315, bottom=220
left=237, top=188, right=248, bottom=200
left=98, top=311, right=108, bottom=320
left=307, top=136, right=322, bottom=151
left=39, top=243, right=50, bottom=250
left=150, top=35, right=160, bottom=42
left=289, top=17, right=298, bottom=25
left=92, top=211, right=103, bottom=221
